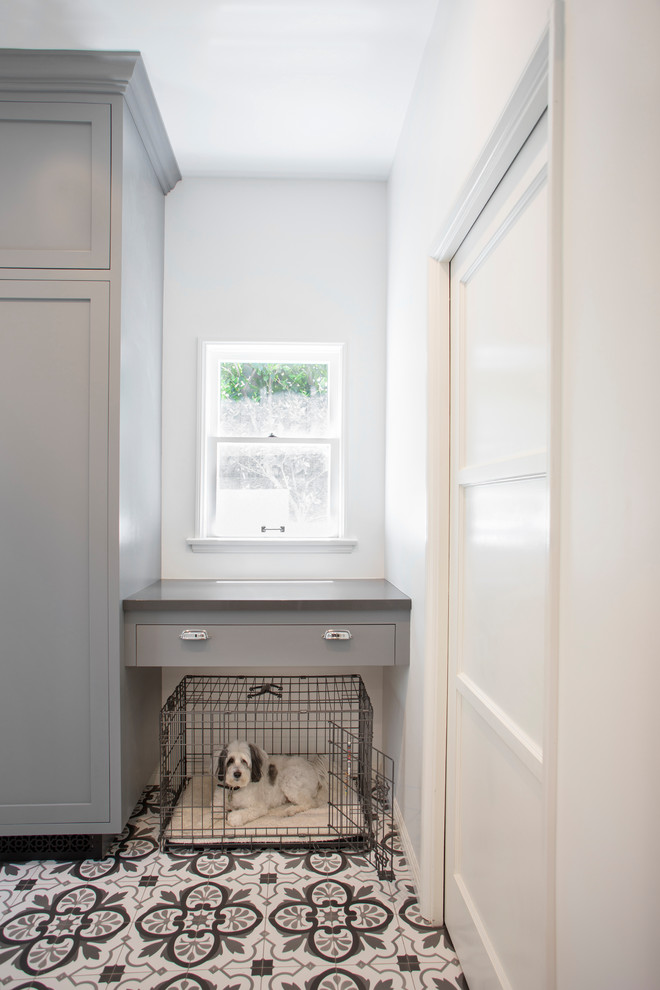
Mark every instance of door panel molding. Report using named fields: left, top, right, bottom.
left=458, top=453, right=547, bottom=488
left=459, top=164, right=548, bottom=287
left=457, top=673, right=544, bottom=781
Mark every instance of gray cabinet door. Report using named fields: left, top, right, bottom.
left=0, top=281, right=110, bottom=827
left=0, top=102, right=111, bottom=269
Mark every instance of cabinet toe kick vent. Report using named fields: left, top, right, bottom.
left=0, top=833, right=113, bottom=862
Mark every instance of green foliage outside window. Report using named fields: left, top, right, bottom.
left=220, top=363, right=328, bottom=403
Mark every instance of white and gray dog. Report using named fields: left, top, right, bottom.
left=211, top=739, right=328, bottom=827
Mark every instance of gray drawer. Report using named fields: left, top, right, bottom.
left=134, top=622, right=396, bottom=667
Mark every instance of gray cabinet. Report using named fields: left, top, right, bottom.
left=123, top=579, right=411, bottom=668
left=0, top=51, right=180, bottom=844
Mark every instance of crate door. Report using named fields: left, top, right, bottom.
left=328, top=723, right=395, bottom=877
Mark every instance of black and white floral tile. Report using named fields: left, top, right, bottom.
left=0, top=786, right=468, bottom=990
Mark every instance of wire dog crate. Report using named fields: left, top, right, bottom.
left=159, top=674, right=394, bottom=875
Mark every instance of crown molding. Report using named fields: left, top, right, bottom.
left=0, top=48, right=181, bottom=193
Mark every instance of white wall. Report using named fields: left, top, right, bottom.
left=384, top=0, right=548, bottom=873
left=162, top=177, right=387, bottom=580
left=386, top=0, right=660, bottom=986
left=556, top=1, right=660, bottom=986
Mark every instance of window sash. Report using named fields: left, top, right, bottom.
left=197, top=341, right=344, bottom=540
left=205, top=436, right=341, bottom=538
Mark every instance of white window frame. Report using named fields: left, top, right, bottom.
left=189, top=341, right=356, bottom=553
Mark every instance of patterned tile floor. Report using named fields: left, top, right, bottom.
left=0, top=785, right=467, bottom=990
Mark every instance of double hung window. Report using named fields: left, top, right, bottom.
left=198, top=342, right=344, bottom=540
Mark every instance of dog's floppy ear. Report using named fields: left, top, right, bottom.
left=249, top=744, right=265, bottom=783
left=213, top=747, right=228, bottom=783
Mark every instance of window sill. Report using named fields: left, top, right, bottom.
left=186, top=537, right=358, bottom=555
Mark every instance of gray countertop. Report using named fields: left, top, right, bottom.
left=123, top=579, right=411, bottom=612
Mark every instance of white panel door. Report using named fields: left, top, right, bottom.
left=445, top=112, right=549, bottom=990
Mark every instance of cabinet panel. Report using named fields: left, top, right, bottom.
left=135, top=622, right=396, bottom=668
left=0, top=281, right=110, bottom=826
left=0, top=103, right=111, bottom=269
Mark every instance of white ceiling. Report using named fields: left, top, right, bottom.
left=0, top=0, right=440, bottom=178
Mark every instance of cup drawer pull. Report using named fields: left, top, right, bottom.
left=180, top=628, right=210, bottom=641
left=323, top=629, right=352, bottom=641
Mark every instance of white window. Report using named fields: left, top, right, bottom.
left=197, top=342, right=344, bottom=541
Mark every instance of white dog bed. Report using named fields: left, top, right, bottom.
left=163, top=774, right=367, bottom=848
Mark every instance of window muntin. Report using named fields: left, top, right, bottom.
left=199, top=343, right=343, bottom=539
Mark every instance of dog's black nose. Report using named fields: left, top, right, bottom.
left=233, top=770, right=242, bottom=779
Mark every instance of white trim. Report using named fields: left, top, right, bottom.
left=187, top=537, right=357, bottom=554
left=196, top=340, right=345, bottom=542
left=543, top=5, right=565, bottom=988
left=453, top=873, right=514, bottom=990
left=394, top=798, right=421, bottom=904
left=419, top=258, right=450, bottom=925
left=213, top=435, right=336, bottom=446
left=195, top=338, right=208, bottom=545
left=431, top=27, right=549, bottom=262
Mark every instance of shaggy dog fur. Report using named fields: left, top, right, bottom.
left=211, top=739, right=328, bottom=828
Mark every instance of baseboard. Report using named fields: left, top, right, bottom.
left=0, top=833, right=113, bottom=862
left=393, top=797, right=421, bottom=896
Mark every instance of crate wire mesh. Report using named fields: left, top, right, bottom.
left=160, top=674, right=394, bottom=873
